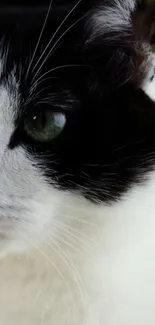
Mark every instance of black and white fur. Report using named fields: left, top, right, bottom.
left=0, top=0, right=155, bottom=324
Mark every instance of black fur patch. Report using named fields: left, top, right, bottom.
left=5, top=1, right=155, bottom=202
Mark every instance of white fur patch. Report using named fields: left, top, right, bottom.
left=0, top=179, right=155, bottom=324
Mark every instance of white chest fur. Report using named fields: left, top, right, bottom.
left=0, top=176, right=155, bottom=325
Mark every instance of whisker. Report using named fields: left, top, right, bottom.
left=52, top=229, right=86, bottom=258
left=12, top=223, right=76, bottom=323
left=51, top=226, right=99, bottom=270
left=31, top=76, right=59, bottom=92
left=34, top=64, right=87, bottom=85
left=53, top=225, right=93, bottom=258
left=49, top=237, right=89, bottom=324
left=57, top=212, right=99, bottom=228
left=52, top=220, right=96, bottom=255
left=32, top=13, right=87, bottom=82
left=25, top=77, right=60, bottom=105
left=43, top=40, right=64, bottom=63
left=26, top=223, right=89, bottom=324
left=64, top=223, right=95, bottom=243
left=26, top=0, right=54, bottom=79
left=32, top=0, right=83, bottom=75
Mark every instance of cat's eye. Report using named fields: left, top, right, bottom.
left=24, top=109, right=66, bottom=142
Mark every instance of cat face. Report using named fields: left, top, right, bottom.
left=0, top=0, right=155, bottom=255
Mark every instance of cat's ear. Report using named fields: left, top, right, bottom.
left=85, top=0, right=136, bottom=44
left=82, top=1, right=138, bottom=90
left=83, top=0, right=155, bottom=90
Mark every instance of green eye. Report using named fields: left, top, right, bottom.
left=24, top=110, right=66, bottom=142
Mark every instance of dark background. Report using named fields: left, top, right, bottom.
left=0, top=1, right=76, bottom=7
left=0, top=1, right=72, bottom=4
left=0, top=1, right=77, bottom=28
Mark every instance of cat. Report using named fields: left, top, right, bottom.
left=0, top=0, right=155, bottom=324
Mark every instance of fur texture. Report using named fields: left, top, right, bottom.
left=0, top=0, right=155, bottom=324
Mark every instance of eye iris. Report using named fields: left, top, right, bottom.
left=32, top=113, right=45, bottom=131
left=24, top=111, right=66, bottom=142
